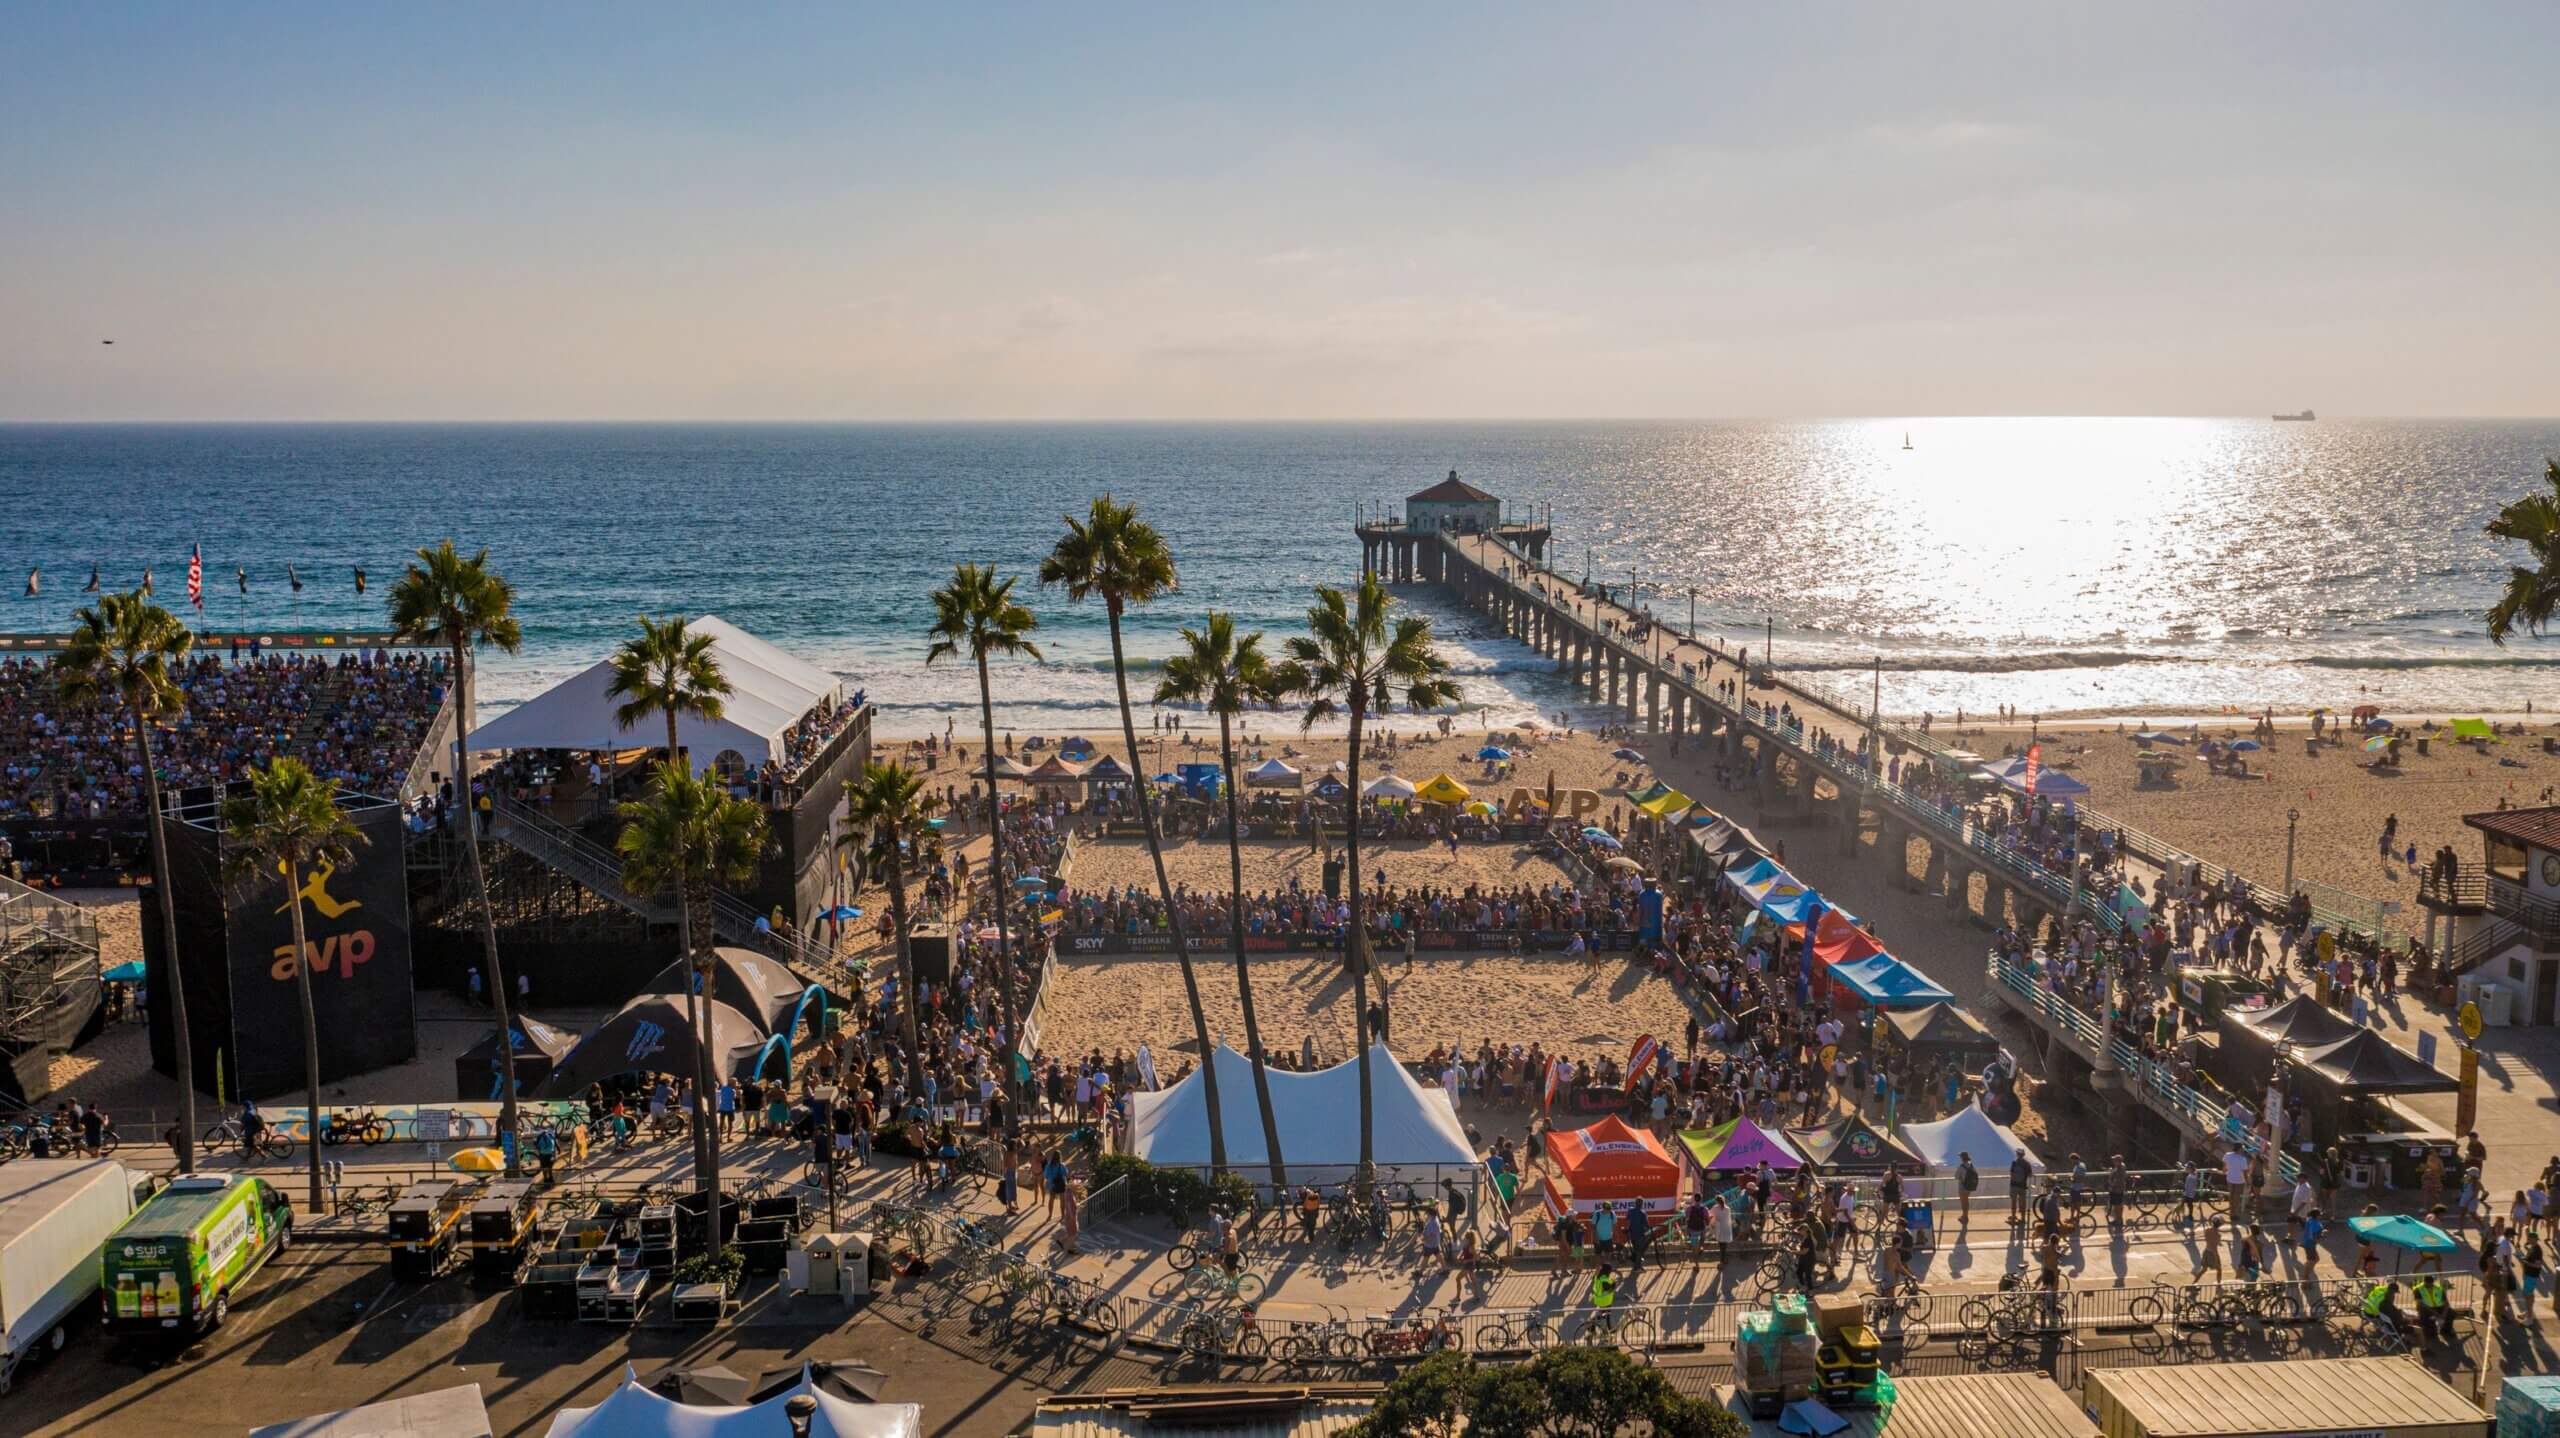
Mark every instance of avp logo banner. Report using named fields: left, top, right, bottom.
left=268, top=857, right=378, bottom=981
left=625, top=1020, right=669, bottom=1066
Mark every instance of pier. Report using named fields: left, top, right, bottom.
left=1358, top=485, right=2347, bottom=1171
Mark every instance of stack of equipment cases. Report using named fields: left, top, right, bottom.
left=636, top=1203, right=678, bottom=1275
left=738, top=1195, right=801, bottom=1277
left=2498, top=1375, right=2560, bottom=1438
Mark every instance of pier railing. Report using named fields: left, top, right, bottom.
left=1987, top=950, right=2298, bottom=1183
left=1470, top=533, right=2387, bottom=942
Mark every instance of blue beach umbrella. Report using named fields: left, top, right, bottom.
left=1582, top=829, right=1623, bottom=850
left=817, top=905, right=864, bottom=922
left=1477, top=746, right=1511, bottom=760
left=2348, top=1213, right=2457, bottom=1272
left=1612, top=747, right=1646, bottom=761
left=2229, top=739, right=2261, bottom=752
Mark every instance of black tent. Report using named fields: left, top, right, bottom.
left=452, top=1014, right=579, bottom=1103
left=2288, top=1028, right=2458, bottom=1094
left=1785, top=1113, right=1922, bottom=1174
left=2223, top=995, right=2358, bottom=1049
left=1881, top=1001, right=1999, bottom=1056
left=538, top=993, right=770, bottom=1097
left=643, top=946, right=811, bottom=1037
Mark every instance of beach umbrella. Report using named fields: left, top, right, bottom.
left=817, top=904, right=865, bottom=921
left=1464, top=801, right=1494, bottom=816
left=1604, top=856, right=1645, bottom=874
left=2364, top=735, right=2394, bottom=753
left=2364, top=716, right=2392, bottom=732
left=1477, top=746, right=1511, bottom=760
left=1612, top=747, right=1646, bottom=761
left=2132, top=730, right=2183, bottom=746
left=2347, top=1213, right=2458, bottom=1273
left=1152, top=772, right=1181, bottom=783
left=2229, top=739, right=2261, bottom=752
left=1582, top=829, right=1623, bottom=850
left=450, top=1146, right=506, bottom=1173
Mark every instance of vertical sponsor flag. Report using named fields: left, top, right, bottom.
left=187, top=544, right=203, bottom=610
left=352, top=565, right=367, bottom=595
left=1627, top=1033, right=1659, bottom=1084
left=21, top=567, right=34, bottom=597
left=83, top=565, right=99, bottom=593
left=1542, top=1056, right=1562, bottom=1112
left=2022, top=742, right=2041, bottom=797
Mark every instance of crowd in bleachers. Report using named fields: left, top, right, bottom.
left=0, top=651, right=447, bottom=820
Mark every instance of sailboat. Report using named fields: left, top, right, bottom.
left=1902, top=432, right=1913, bottom=450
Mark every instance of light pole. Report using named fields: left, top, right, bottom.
left=1687, top=586, right=1698, bottom=641
left=2284, top=808, right=2301, bottom=899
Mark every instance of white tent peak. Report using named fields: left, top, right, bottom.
left=469, top=616, right=846, bottom=777
left=1898, top=1101, right=2041, bottom=1173
left=1129, top=1043, right=1478, bottom=1186
left=546, top=1369, right=918, bottom=1438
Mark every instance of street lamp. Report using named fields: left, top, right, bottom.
left=2284, top=808, right=2301, bottom=898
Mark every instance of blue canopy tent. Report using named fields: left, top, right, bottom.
left=1729, top=862, right=1818, bottom=925
left=1975, top=756, right=2091, bottom=799
left=1831, top=953, right=1957, bottom=1008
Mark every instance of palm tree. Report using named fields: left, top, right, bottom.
left=616, top=763, right=769, bottom=1257
left=2487, top=458, right=2560, bottom=645
left=841, top=762, right=940, bottom=1100
left=217, top=758, right=364, bottom=1212
left=1155, top=612, right=1289, bottom=1188
left=1040, top=497, right=1227, bottom=1173
left=1277, top=572, right=1460, bottom=1168
left=606, top=615, right=731, bottom=772
left=386, top=541, right=527, bottom=1167
left=924, top=564, right=1040, bottom=1112
left=54, top=592, right=202, bottom=1172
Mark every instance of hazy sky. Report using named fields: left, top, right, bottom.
left=4, top=3, right=2554, bottom=420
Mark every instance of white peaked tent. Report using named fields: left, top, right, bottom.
left=1246, top=757, right=1303, bottom=786
left=471, top=617, right=844, bottom=777
left=547, top=1370, right=919, bottom=1438
left=1128, top=1045, right=1479, bottom=1186
left=1898, top=1101, right=2041, bottom=1174
left=1363, top=773, right=1418, bottom=799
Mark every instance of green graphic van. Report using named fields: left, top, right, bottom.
left=99, top=1175, right=292, bottom=1335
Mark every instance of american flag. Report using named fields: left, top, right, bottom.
left=186, top=544, right=202, bottom=610
left=2023, top=742, right=2041, bottom=796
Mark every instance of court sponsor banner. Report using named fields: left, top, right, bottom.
left=223, top=801, right=416, bottom=1095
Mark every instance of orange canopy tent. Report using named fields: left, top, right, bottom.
left=1542, top=1115, right=1681, bottom=1213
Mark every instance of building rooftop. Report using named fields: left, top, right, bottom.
left=2465, top=806, right=2560, bottom=851
left=1407, top=469, right=1498, bottom=504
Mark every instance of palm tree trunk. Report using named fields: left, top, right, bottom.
left=666, top=711, right=682, bottom=776
left=1345, top=696, right=1373, bottom=1170
left=287, top=857, right=324, bottom=1214
left=450, top=643, right=522, bottom=1173
left=1218, top=710, right=1285, bottom=1190
left=133, top=717, right=196, bottom=1173
left=974, top=651, right=1022, bottom=1115
left=1104, top=602, right=1225, bottom=1174
left=679, top=884, right=721, bottom=1257
left=884, top=820, right=924, bottom=1098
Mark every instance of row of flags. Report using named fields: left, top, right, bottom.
left=24, top=559, right=368, bottom=603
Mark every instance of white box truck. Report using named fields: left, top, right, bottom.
left=0, top=1157, right=139, bottom=1393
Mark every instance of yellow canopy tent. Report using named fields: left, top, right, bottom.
left=2450, top=717, right=2499, bottom=743
left=1415, top=773, right=1472, bottom=803
left=1636, top=788, right=1693, bottom=819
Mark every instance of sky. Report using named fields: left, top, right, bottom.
left=3, top=3, right=2555, bottom=421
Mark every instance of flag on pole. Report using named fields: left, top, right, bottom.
left=21, top=567, right=34, bottom=598
left=1627, top=1033, right=1659, bottom=1084
left=139, top=567, right=153, bottom=596
left=187, top=544, right=203, bottom=610
left=1542, top=1056, right=1562, bottom=1112
left=352, top=565, right=367, bottom=595
left=287, top=563, right=302, bottom=592
left=83, top=565, right=99, bottom=593
left=2022, top=742, right=2041, bottom=797
left=236, top=565, right=248, bottom=595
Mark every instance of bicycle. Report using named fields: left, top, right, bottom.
left=1039, top=1274, right=1121, bottom=1335
left=334, top=1184, right=397, bottom=1220
left=1479, top=1308, right=1563, bottom=1353
left=1576, top=1307, right=1655, bottom=1350
left=1864, top=1285, right=1932, bottom=1347
left=1276, top=1317, right=1361, bottom=1368
left=318, top=1106, right=389, bottom=1146
left=200, top=1117, right=294, bottom=1161
left=1364, top=1304, right=1464, bottom=1359
left=1185, top=1262, right=1266, bottom=1304
left=1174, top=1304, right=1266, bottom=1360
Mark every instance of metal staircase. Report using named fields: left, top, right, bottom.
left=483, top=798, right=863, bottom=993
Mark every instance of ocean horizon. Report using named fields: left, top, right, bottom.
left=6, top=417, right=2558, bottom=737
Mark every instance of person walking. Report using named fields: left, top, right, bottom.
left=1957, top=1152, right=1979, bottom=1233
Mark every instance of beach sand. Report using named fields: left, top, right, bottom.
left=1924, top=718, right=2560, bottom=937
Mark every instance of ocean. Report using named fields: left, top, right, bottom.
left=3, top=418, right=2557, bottom=737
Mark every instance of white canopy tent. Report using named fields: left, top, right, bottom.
left=1246, top=757, right=1303, bottom=786
left=1898, top=1102, right=2042, bottom=1174
left=1363, top=773, right=1418, bottom=800
left=1128, top=1044, right=1479, bottom=1188
left=547, top=1371, right=918, bottom=1438
left=470, top=617, right=843, bottom=777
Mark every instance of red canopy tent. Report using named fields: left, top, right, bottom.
left=1542, top=1115, right=1681, bottom=1214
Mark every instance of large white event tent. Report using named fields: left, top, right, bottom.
left=546, top=1371, right=918, bottom=1438
left=1128, top=1045, right=1479, bottom=1188
left=471, top=617, right=843, bottom=777
left=1898, top=1102, right=2041, bottom=1174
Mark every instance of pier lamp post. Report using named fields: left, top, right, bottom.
left=2284, top=808, right=2300, bottom=899
left=1687, top=586, right=1698, bottom=640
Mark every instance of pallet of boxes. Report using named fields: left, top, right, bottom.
left=1733, top=1294, right=1822, bottom=1418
